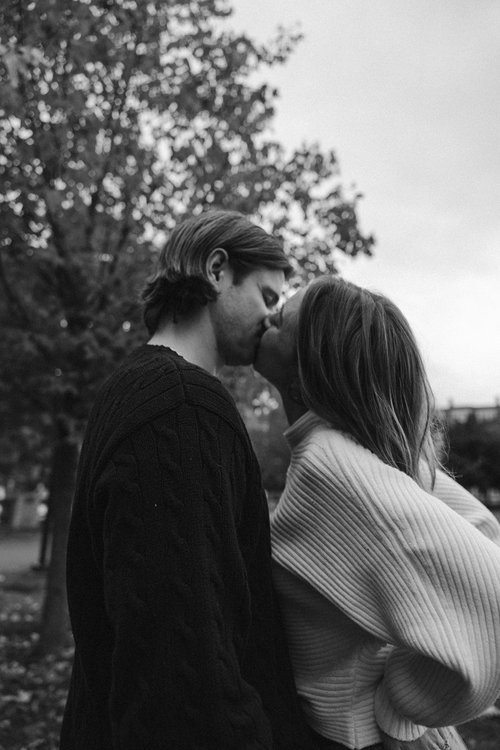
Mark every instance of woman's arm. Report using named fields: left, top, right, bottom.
left=425, top=467, right=500, bottom=544
left=272, top=433, right=500, bottom=742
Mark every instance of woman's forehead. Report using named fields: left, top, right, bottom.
left=284, top=287, right=306, bottom=314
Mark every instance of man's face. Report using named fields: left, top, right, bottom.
left=211, top=266, right=285, bottom=366
left=254, top=287, right=306, bottom=388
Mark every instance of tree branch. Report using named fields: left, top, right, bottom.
left=0, top=251, right=33, bottom=327
left=85, top=43, right=140, bottom=250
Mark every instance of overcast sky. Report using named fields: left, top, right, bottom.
left=231, top=0, right=500, bottom=407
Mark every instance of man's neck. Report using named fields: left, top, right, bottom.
left=148, top=311, right=222, bottom=374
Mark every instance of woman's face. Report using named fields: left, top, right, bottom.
left=254, top=287, right=306, bottom=388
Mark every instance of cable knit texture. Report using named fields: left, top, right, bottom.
left=271, top=411, right=500, bottom=750
left=60, top=346, right=318, bottom=750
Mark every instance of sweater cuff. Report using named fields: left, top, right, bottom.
left=374, top=683, right=427, bottom=741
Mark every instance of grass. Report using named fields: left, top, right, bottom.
left=0, top=570, right=73, bottom=750
left=0, top=568, right=499, bottom=750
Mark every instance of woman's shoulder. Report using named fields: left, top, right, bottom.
left=286, top=420, right=392, bottom=514
left=298, top=418, right=380, bottom=475
left=288, top=417, right=443, bottom=526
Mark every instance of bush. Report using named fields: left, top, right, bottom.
left=0, top=571, right=72, bottom=750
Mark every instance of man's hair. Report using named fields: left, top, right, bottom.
left=296, top=275, right=439, bottom=484
left=142, top=210, right=292, bottom=334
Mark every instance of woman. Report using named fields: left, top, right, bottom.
left=255, top=276, right=500, bottom=750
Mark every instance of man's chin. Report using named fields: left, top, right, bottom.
left=224, top=349, right=254, bottom=368
left=253, top=361, right=263, bottom=376
left=253, top=344, right=265, bottom=375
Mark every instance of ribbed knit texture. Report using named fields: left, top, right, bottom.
left=271, top=411, right=500, bottom=750
left=60, top=346, right=318, bottom=750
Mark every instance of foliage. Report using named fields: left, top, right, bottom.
left=0, top=0, right=374, bottom=450
left=444, top=415, right=500, bottom=494
left=0, top=570, right=72, bottom=749
left=0, top=0, right=374, bottom=655
left=0, top=634, right=72, bottom=749
left=246, top=388, right=290, bottom=492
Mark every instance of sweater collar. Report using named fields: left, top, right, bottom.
left=284, top=410, right=326, bottom=449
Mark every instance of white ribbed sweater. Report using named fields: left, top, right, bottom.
left=271, top=412, right=500, bottom=750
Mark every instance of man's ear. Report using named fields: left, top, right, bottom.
left=206, top=248, right=229, bottom=287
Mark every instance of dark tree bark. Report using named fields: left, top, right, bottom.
left=35, top=434, right=79, bottom=656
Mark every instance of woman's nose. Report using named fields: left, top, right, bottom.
left=266, top=311, right=280, bottom=328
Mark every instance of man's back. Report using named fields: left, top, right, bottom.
left=61, top=344, right=315, bottom=749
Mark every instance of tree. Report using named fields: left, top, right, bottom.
left=0, top=0, right=374, bottom=654
left=444, top=414, right=500, bottom=496
left=246, top=388, right=290, bottom=494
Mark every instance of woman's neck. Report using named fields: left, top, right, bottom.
left=280, top=391, right=307, bottom=426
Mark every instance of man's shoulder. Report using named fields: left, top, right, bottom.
left=83, top=345, right=256, bottom=484
left=88, top=345, right=245, bottom=449
left=102, top=345, right=234, bottom=409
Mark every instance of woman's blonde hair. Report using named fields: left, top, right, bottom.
left=297, top=276, right=439, bottom=483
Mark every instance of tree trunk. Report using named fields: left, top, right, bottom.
left=35, top=435, right=79, bottom=656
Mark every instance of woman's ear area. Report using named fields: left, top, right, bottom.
left=206, top=248, right=230, bottom=287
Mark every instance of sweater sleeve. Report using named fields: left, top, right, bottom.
left=424, top=467, right=500, bottom=545
left=271, top=433, right=500, bottom=742
left=96, top=402, right=273, bottom=749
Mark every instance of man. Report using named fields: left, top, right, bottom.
left=60, top=210, right=318, bottom=749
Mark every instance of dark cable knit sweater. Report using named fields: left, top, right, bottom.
left=60, top=345, right=318, bottom=750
